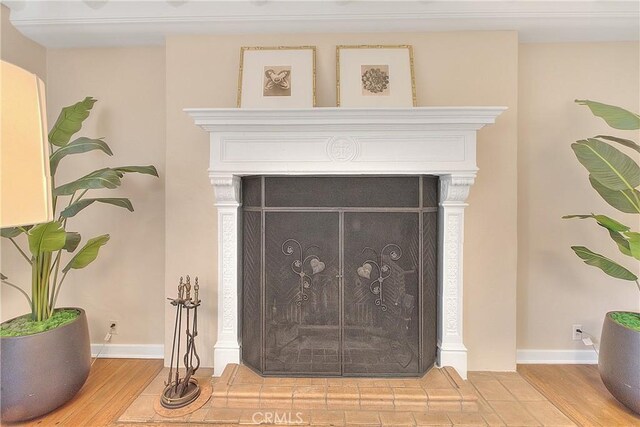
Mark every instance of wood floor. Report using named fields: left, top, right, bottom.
left=4, top=358, right=164, bottom=427
left=3, top=360, right=639, bottom=426
left=518, top=364, right=640, bottom=426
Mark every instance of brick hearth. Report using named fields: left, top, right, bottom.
left=211, top=364, right=478, bottom=412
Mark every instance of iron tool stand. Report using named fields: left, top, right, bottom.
left=161, top=276, right=201, bottom=409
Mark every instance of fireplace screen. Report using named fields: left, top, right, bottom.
left=241, top=176, right=438, bottom=377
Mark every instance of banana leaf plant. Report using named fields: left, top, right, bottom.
left=564, top=100, right=640, bottom=292
left=1, top=97, right=158, bottom=322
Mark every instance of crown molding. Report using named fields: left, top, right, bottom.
left=4, top=1, right=639, bottom=48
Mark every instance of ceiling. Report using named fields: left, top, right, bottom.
left=4, top=0, right=639, bottom=48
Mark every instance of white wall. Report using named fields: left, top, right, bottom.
left=517, top=42, right=640, bottom=360
left=1, top=44, right=167, bottom=353
left=0, top=5, right=45, bottom=79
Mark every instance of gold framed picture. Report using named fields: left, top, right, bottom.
left=336, top=45, right=416, bottom=107
left=237, top=46, right=316, bottom=108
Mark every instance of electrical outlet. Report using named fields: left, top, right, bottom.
left=109, top=320, right=118, bottom=335
left=572, top=324, right=582, bottom=341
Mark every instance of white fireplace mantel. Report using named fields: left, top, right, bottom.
left=185, top=107, right=506, bottom=378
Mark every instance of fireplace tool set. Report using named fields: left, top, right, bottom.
left=161, top=276, right=201, bottom=409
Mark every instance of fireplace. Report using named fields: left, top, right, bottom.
left=185, top=106, right=506, bottom=378
left=241, top=176, right=438, bottom=376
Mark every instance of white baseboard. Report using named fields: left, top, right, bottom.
left=91, top=343, right=164, bottom=359
left=517, top=349, right=598, bottom=364
left=90, top=345, right=599, bottom=364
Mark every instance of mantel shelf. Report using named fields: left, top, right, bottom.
left=184, top=107, right=507, bottom=130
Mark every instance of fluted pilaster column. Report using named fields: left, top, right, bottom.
left=437, top=173, right=475, bottom=379
left=210, top=174, right=241, bottom=376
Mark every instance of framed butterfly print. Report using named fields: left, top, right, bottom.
left=237, top=46, right=316, bottom=108
left=336, top=45, right=416, bottom=107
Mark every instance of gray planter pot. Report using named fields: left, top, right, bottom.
left=0, top=308, right=91, bottom=422
left=598, top=311, right=640, bottom=415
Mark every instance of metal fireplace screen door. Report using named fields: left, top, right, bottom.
left=241, top=176, right=438, bottom=377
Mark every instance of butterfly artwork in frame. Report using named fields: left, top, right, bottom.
left=237, top=46, right=316, bottom=108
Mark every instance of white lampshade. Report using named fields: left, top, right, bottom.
left=0, top=60, right=53, bottom=228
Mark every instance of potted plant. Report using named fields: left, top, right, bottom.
left=564, top=99, right=639, bottom=414
left=0, top=97, right=158, bottom=422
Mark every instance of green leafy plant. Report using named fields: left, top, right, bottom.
left=564, top=100, right=640, bottom=293
left=1, top=97, right=158, bottom=323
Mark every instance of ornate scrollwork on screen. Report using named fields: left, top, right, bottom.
left=357, top=244, right=403, bottom=312
left=281, top=239, right=325, bottom=306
